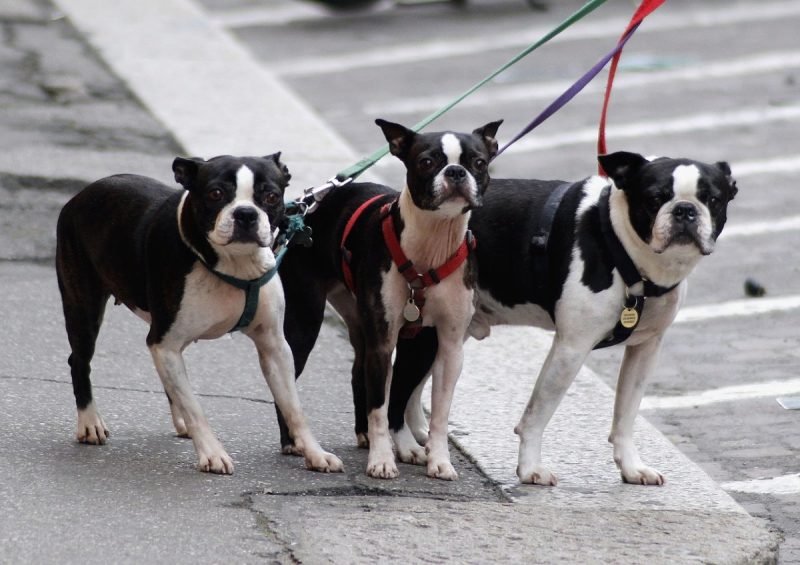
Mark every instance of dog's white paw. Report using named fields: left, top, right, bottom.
left=366, top=457, right=399, bottom=479
left=76, top=406, right=109, bottom=445
left=305, top=450, right=344, bottom=473
left=393, top=426, right=427, bottom=465
left=197, top=449, right=234, bottom=475
left=427, top=459, right=458, bottom=481
left=398, top=444, right=427, bottom=466
left=517, top=464, right=558, bottom=486
left=172, top=419, right=190, bottom=438
left=621, top=465, right=665, bottom=486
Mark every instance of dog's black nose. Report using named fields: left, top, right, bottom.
left=672, top=202, right=698, bottom=223
left=233, top=207, right=259, bottom=227
left=444, top=165, right=467, bottom=181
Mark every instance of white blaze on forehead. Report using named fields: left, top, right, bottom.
left=441, top=133, right=462, bottom=165
left=672, top=164, right=701, bottom=200
left=234, top=165, right=255, bottom=201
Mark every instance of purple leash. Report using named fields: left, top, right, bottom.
left=493, top=22, right=641, bottom=159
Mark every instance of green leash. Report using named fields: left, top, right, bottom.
left=330, top=0, right=609, bottom=185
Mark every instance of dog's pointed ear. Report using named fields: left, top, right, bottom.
left=172, top=157, right=204, bottom=189
left=266, top=151, right=291, bottom=183
left=715, top=161, right=738, bottom=201
left=598, top=151, right=649, bottom=191
left=473, top=120, right=503, bottom=159
left=376, top=118, right=416, bottom=160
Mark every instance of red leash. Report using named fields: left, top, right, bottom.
left=597, top=0, right=666, bottom=174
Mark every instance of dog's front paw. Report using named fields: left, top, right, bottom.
left=517, top=464, right=558, bottom=486
left=620, top=465, right=665, bottom=486
left=366, top=457, right=399, bottom=479
left=197, top=450, right=234, bottom=475
left=427, top=460, right=458, bottom=481
left=76, top=407, right=109, bottom=445
left=305, top=450, right=344, bottom=473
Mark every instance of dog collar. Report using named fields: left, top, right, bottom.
left=597, top=186, right=679, bottom=298
left=381, top=201, right=476, bottom=339
left=595, top=186, right=679, bottom=349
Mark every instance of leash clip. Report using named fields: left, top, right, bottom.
left=303, top=176, right=354, bottom=214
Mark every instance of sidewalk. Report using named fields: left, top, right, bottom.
left=0, top=0, right=779, bottom=562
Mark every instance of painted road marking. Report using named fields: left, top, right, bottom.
left=675, top=295, right=800, bottom=324
left=503, top=104, right=800, bottom=154
left=721, top=474, right=800, bottom=495
left=732, top=154, right=800, bottom=177
left=722, top=216, right=800, bottom=238
left=366, top=50, right=800, bottom=117
left=642, top=378, right=800, bottom=411
left=267, top=1, right=800, bottom=75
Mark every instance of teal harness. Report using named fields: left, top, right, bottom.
left=197, top=208, right=311, bottom=333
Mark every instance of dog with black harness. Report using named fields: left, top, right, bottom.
left=385, top=151, right=738, bottom=485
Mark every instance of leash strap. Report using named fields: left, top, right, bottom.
left=495, top=0, right=665, bottom=159
left=340, top=193, right=392, bottom=293
left=529, top=182, right=573, bottom=297
left=597, top=0, right=666, bottom=173
left=332, top=0, right=610, bottom=184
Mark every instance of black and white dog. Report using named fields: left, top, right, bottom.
left=385, top=151, right=738, bottom=485
left=279, top=119, right=501, bottom=480
left=56, top=154, right=343, bottom=475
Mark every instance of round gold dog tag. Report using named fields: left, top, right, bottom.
left=620, top=307, right=639, bottom=329
left=403, top=301, right=421, bottom=322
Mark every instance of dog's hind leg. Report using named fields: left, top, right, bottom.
left=390, top=328, right=437, bottom=465
left=327, top=286, right=370, bottom=448
left=56, top=240, right=111, bottom=446
left=515, top=335, right=590, bottom=486
left=165, top=392, right=190, bottom=438
left=609, top=336, right=666, bottom=485
left=277, top=257, right=330, bottom=454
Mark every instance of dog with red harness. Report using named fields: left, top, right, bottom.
left=279, top=118, right=501, bottom=479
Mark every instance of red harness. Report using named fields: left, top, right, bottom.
left=340, top=196, right=476, bottom=338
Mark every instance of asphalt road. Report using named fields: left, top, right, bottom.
left=201, top=0, right=800, bottom=559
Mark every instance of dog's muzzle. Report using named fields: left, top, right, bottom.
left=441, top=165, right=481, bottom=210
left=231, top=206, right=270, bottom=246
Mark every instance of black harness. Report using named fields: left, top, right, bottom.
left=530, top=184, right=678, bottom=350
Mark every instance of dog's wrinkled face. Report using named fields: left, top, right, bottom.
left=599, top=151, right=738, bottom=256
left=376, top=118, right=502, bottom=216
left=173, top=153, right=290, bottom=253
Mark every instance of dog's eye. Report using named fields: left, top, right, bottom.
left=474, top=158, right=487, bottom=172
left=647, top=196, right=663, bottom=213
left=207, top=188, right=224, bottom=202
left=419, top=157, right=433, bottom=170
left=264, top=192, right=281, bottom=206
left=708, top=195, right=719, bottom=207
